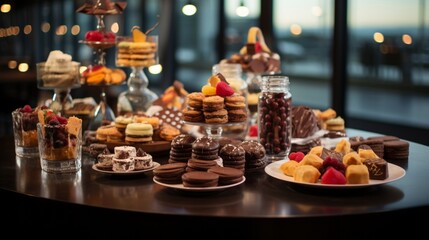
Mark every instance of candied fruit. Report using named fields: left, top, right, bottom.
left=216, top=81, right=234, bottom=97
left=201, top=85, right=216, bottom=96
left=321, top=167, right=347, bottom=184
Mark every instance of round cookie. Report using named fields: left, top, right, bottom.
left=181, top=171, right=219, bottom=188
left=187, top=92, right=205, bottom=110
left=203, top=95, right=225, bottom=112
left=227, top=108, right=247, bottom=122
left=204, top=109, right=228, bottom=124
left=208, top=166, right=244, bottom=185
left=192, top=136, right=220, bottom=160
left=182, top=108, right=204, bottom=122
left=171, top=134, right=196, bottom=149
left=125, top=122, right=153, bottom=143
left=153, top=162, right=187, bottom=184
left=187, top=158, right=219, bottom=171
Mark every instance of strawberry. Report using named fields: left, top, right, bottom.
left=216, top=81, right=234, bottom=97
left=255, top=42, right=262, bottom=53
left=294, top=152, right=305, bottom=162
left=249, top=124, right=258, bottom=137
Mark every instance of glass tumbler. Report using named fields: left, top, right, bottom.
left=37, top=120, right=82, bottom=173
left=12, top=108, right=40, bottom=158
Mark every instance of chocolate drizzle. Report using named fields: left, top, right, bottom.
left=292, top=106, right=320, bottom=138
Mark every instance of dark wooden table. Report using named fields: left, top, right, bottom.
left=1, top=129, right=428, bottom=238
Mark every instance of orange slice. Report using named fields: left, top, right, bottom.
left=132, top=26, right=147, bottom=42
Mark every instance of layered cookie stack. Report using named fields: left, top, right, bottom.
left=219, top=143, right=246, bottom=172
left=153, top=162, right=187, bottom=184
left=182, top=92, right=205, bottom=122
left=239, top=140, right=267, bottom=172
left=168, top=134, right=196, bottom=164
left=202, top=95, right=228, bottom=124
left=187, top=136, right=221, bottom=171
left=224, top=95, right=247, bottom=122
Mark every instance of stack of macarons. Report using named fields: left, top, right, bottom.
left=125, top=122, right=153, bottom=143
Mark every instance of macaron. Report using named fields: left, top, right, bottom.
left=125, top=122, right=153, bottom=143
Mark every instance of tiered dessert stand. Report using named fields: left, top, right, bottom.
left=77, top=0, right=127, bottom=129
left=115, top=33, right=159, bottom=115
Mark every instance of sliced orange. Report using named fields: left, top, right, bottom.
left=132, top=26, right=146, bottom=42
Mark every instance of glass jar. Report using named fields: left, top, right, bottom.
left=246, top=72, right=262, bottom=124
left=258, top=75, right=292, bottom=161
left=212, top=63, right=249, bottom=140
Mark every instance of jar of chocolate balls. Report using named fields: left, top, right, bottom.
left=258, top=75, right=292, bottom=161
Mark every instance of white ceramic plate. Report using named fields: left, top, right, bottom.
left=153, top=176, right=246, bottom=192
left=92, top=162, right=160, bottom=175
left=264, top=160, right=406, bottom=189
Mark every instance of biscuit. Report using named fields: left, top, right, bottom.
left=187, top=158, right=219, bottom=171
left=203, top=95, right=225, bottom=112
left=153, top=162, right=187, bottom=184
left=182, top=108, right=204, bottom=122
left=187, top=92, right=205, bottom=110
left=227, top=108, right=247, bottom=122
left=204, top=109, right=228, bottom=124
left=159, top=123, right=181, bottom=141
left=225, top=95, right=246, bottom=109
left=208, top=166, right=244, bottom=185
left=125, top=123, right=153, bottom=143
left=181, top=171, right=219, bottom=188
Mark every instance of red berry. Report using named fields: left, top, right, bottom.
left=20, top=105, right=32, bottom=113
left=289, top=152, right=297, bottom=160
left=56, top=116, right=68, bottom=125
left=216, top=81, right=234, bottom=97
left=249, top=124, right=258, bottom=137
left=104, top=32, right=116, bottom=42
left=321, top=167, right=347, bottom=184
left=85, top=30, right=103, bottom=41
left=255, top=42, right=262, bottom=53
left=294, top=152, right=305, bottom=162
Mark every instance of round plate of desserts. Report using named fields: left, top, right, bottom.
left=265, top=160, right=406, bottom=189
left=182, top=121, right=246, bottom=128
left=153, top=176, right=246, bottom=192
left=92, top=162, right=160, bottom=175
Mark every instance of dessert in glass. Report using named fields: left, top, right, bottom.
left=116, top=26, right=159, bottom=115
left=36, top=50, right=81, bottom=116
left=37, top=110, right=83, bottom=173
left=12, top=105, right=43, bottom=158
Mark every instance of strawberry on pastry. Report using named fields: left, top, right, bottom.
left=216, top=81, right=234, bottom=97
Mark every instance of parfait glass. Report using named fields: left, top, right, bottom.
left=116, top=35, right=159, bottom=115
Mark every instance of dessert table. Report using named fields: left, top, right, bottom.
left=1, top=128, right=428, bottom=237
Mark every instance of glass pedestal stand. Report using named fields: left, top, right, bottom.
left=88, top=85, right=115, bottom=130
left=50, top=88, right=73, bottom=116
left=117, top=67, right=158, bottom=115
left=183, top=121, right=245, bottom=140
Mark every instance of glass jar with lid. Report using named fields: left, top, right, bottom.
left=258, top=75, right=292, bottom=161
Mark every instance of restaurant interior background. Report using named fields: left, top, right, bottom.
left=0, top=0, right=428, bottom=145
